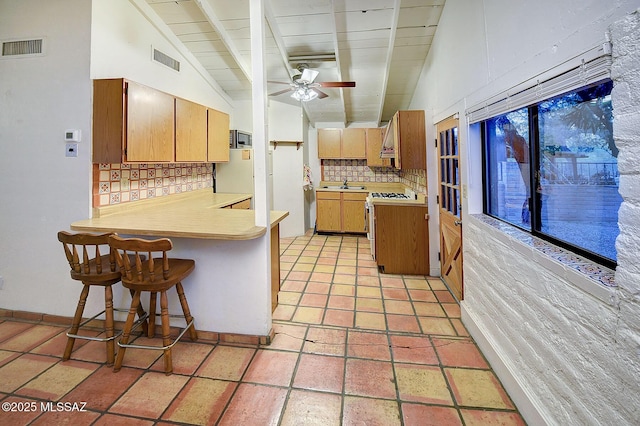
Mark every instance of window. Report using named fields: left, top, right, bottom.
left=483, top=80, right=620, bottom=267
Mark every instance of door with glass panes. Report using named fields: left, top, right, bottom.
left=437, top=116, right=463, bottom=300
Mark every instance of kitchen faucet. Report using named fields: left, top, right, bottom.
left=342, top=178, right=348, bottom=189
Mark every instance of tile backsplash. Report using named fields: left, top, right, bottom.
left=93, top=163, right=212, bottom=207
left=321, top=160, right=427, bottom=195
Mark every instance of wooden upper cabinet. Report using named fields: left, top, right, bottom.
left=207, top=108, right=230, bottom=163
left=366, top=127, right=391, bottom=167
left=126, top=81, right=174, bottom=162
left=93, top=79, right=126, bottom=164
left=175, top=98, right=207, bottom=162
left=394, top=110, right=426, bottom=170
left=341, top=128, right=366, bottom=159
left=318, top=129, right=342, bottom=158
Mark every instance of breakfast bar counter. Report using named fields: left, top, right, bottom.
left=68, top=189, right=289, bottom=340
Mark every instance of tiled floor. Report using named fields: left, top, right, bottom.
left=0, top=233, right=526, bottom=425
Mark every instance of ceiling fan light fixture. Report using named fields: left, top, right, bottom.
left=291, top=86, right=318, bottom=102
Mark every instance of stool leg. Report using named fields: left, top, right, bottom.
left=160, top=290, right=172, bottom=375
left=176, top=282, right=197, bottom=342
left=114, top=290, right=141, bottom=372
left=104, top=285, right=115, bottom=366
left=64, top=285, right=90, bottom=361
left=130, top=289, right=149, bottom=335
left=148, top=292, right=157, bottom=338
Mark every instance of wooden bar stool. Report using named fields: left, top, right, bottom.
left=108, top=235, right=197, bottom=375
left=57, top=231, right=148, bottom=366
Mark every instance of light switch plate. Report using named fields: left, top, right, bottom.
left=65, top=143, right=78, bottom=157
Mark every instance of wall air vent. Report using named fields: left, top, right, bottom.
left=153, top=48, right=180, bottom=72
left=1, top=38, right=44, bottom=58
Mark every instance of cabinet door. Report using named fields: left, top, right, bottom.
left=375, top=204, right=429, bottom=274
left=175, top=98, right=207, bottom=162
left=397, top=111, right=426, bottom=170
left=318, top=129, right=341, bottom=158
left=342, top=193, right=367, bottom=233
left=316, top=192, right=342, bottom=232
left=342, top=128, right=366, bottom=159
left=93, top=79, right=125, bottom=164
left=366, top=128, right=391, bottom=167
left=126, top=81, right=174, bottom=162
left=208, top=108, right=230, bottom=162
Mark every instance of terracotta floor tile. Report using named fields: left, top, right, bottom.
left=218, top=383, right=287, bottom=426
left=280, top=280, right=306, bottom=292
left=445, top=368, right=515, bottom=409
left=451, top=319, right=470, bottom=336
left=355, top=312, right=387, bottom=331
left=272, top=304, right=295, bottom=321
left=278, top=291, right=302, bottom=305
left=280, top=255, right=298, bottom=263
left=305, top=281, right=331, bottom=294
left=243, top=350, right=298, bottom=386
left=0, top=349, right=20, bottom=368
left=323, top=309, right=355, bottom=328
left=344, top=359, right=396, bottom=399
left=31, top=407, right=101, bottom=426
left=442, top=302, right=462, bottom=318
left=331, top=284, right=355, bottom=296
left=196, top=345, right=255, bottom=381
left=281, top=389, right=342, bottom=426
left=293, top=353, right=344, bottom=393
left=0, top=324, right=64, bottom=352
left=280, top=261, right=294, bottom=271
left=292, top=306, right=324, bottom=324
left=310, top=271, right=334, bottom=282
left=0, top=321, right=37, bottom=343
left=413, top=301, right=446, bottom=317
left=434, top=290, right=457, bottom=303
left=286, top=271, right=311, bottom=281
left=390, top=335, right=438, bottom=364
left=433, top=337, right=489, bottom=368
left=149, top=341, right=212, bottom=375
left=386, top=314, right=421, bottom=333
left=380, top=277, right=405, bottom=288
left=327, top=295, right=355, bottom=310
left=299, top=293, right=328, bottom=308
left=297, top=255, right=317, bottom=264
left=332, top=274, right=356, bottom=285
left=337, top=258, right=357, bottom=266
left=314, top=264, right=335, bottom=274
left=428, top=279, right=448, bottom=290
left=342, top=395, right=401, bottom=426
left=383, top=288, right=410, bottom=300
left=357, top=275, right=381, bottom=287
left=335, top=265, right=356, bottom=275
left=17, top=359, right=99, bottom=400
left=418, top=317, right=457, bottom=336
left=316, top=257, right=338, bottom=265
left=0, top=395, right=44, bottom=425
left=302, top=327, right=346, bottom=356
left=402, top=403, right=463, bottom=426
left=162, top=377, right=236, bottom=425
left=357, top=267, right=378, bottom=276
left=384, top=300, right=414, bottom=315
left=394, top=363, right=453, bottom=405
left=356, top=298, right=384, bottom=313
left=358, top=259, right=378, bottom=268
left=292, top=263, right=314, bottom=272
left=30, top=327, right=100, bottom=358
left=405, top=278, right=430, bottom=290
left=408, top=289, right=438, bottom=302
left=269, top=323, right=307, bottom=351
left=357, top=286, right=382, bottom=299
left=93, top=413, right=155, bottom=425
left=460, top=408, right=527, bottom=425
left=283, top=249, right=302, bottom=256
left=65, top=365, right=143, bottom=411
left=110, top=371, right=189, bottom=418
left=0, top=353, right=59, bottom=393
left=347, top=331, right=391, bottom=361
left=108, top=336, right=163, bottom=369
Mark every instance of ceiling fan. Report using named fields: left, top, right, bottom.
left=268, top=64, right=356, bottom=102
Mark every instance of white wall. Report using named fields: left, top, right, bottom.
left=0, top=0, right=93, bottom=316
left=410, top=0, right=640, bottom=424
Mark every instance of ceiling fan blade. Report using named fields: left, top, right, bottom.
left=267, top=80, right=293, bottom=85
left=314, top=89, right=329, bottom=99
left=269, top=88, right=294, bottom=97
left=318, top=81, right=356, bottom=88
left=300, top=68, right=319, bottom=83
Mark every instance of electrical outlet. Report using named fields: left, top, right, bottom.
left=65, top=143, right=78, bottom=157
left=121, top=177, right=130, bottom=191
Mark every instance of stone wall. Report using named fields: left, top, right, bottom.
left=462, top=9, right=640, bottom=425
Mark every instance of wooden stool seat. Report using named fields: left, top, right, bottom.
left=57, top=231, right=148, bottom=367
left=108, top=235, right=197, bottom=375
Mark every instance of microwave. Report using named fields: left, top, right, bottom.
left=229, top=130, right=252, bottom=149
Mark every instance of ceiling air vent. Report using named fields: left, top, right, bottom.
left=153, top=48, right=180, bottom=72
left=1, top=38, right=44, bottom=58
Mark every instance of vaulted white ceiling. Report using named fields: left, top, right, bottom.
left=145, top=0, right=445, bottom=125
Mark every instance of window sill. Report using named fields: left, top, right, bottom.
left=470, top=214, right=617, bottom=305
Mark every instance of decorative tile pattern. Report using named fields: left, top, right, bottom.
left=93, top=163, right=213, bottom=207
left=471, top=213, right=616, bottom=288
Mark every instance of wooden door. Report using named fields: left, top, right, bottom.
left=437, top=116, right=463, bottom=300
left=175, top=98, right=207, bottom=162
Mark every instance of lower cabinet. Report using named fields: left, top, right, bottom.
left=316, top=191, right=367, bottom=233
left=375, top=204, right=429, bottom=275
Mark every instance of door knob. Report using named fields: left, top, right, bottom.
left=454, top=220, right=462, bottom=226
